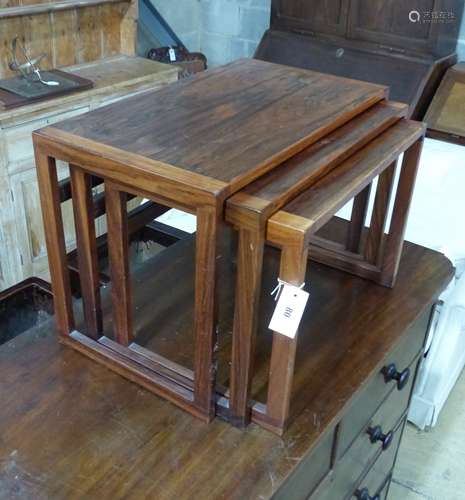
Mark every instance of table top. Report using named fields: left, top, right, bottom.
left=36, top=58, right=388, bottom=201
left=226, top=101, right=407, bottom=230
left=0, top=231, right=453, bottom=500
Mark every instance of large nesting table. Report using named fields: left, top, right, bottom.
left=33, top=58, right=388, bottom=422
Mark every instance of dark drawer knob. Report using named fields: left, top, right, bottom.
left=381, top=363, right=410, bottom=390
left=367, top=425, right=394, bottom=450
left=355, top=487, right=380, bottom=500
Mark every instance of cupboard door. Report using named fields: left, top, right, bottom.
left=0, top=173, right=20, bottom=291
left=10, top=165, right=77, bottom=282
left=271, top=0, right=349, bottom=36
left=348, top=0, right=440, bottom=52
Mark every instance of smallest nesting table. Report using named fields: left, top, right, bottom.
left=34, top=58, right=390, bottom=424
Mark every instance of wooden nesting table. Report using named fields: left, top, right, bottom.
left=33, top=58, right=389, bottom=423
left=225, top=106, right=426, bottom=432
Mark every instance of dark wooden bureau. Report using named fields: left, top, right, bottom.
left=256, top=0, right=464, bottom=119
left=0, top=236, right=453, bottom=499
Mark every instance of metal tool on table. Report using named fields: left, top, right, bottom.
left=8, top=37, right=59, bottom=86
left=0, top=37, right=93, bottom=108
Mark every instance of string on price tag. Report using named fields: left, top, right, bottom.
left=269, top=278, right=309, bottom=339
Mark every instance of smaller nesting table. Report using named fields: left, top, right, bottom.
left=226, top=114, right=425, bottom=433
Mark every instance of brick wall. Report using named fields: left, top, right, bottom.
left=200, top=0, right=271, bottom=66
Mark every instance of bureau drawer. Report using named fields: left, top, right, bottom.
left=350, top=418, right=405, bottom=500
left=337, top=307, right=430, bottom=458
left=273, top=429, right=334, bottom=500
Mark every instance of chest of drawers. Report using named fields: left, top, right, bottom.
left=0, top=236, right=453, bottom=499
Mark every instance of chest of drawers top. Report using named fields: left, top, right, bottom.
left=1, top=236, right=453, bottom=499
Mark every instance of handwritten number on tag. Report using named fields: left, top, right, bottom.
left=269, top=284, right=309, bottom=339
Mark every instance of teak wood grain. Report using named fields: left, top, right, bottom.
left=36, top=58, right=388, bottom=199
left=226, top=101, right=407, bottom=231
left=0, top=55, right=178, bottom=294
left=0, top=240, right=453, bottom=499
left=69, top=165, right=102, bottom=339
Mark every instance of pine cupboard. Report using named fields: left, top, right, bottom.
left=0, top=0, right=178, bottom=291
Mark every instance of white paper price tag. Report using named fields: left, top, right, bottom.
left=169, top=48, right=177, bottom=62
left=269, top=284, right=309, bottom=339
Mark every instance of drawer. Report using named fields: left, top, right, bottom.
left=273, top=429, right=334, bottom=500
left=4, top=106, right=89, bottom=174
left=351, top=419, right=405, bottom=500
left=314, top=399, right=408, bottom=500
left=337, top=307, right=430, bottom=457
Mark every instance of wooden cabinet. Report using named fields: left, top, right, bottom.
left=347, top=0, right=438, bottom=50
left=425, top=62, right=465, bottom=145
left=257, top=0, right=464, bottom=119
left=272, top=0, right=349, bottom=36
left=0, top=56, right=178, bottom=291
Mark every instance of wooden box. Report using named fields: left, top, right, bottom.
left=256, top=0, right=464, bottom=119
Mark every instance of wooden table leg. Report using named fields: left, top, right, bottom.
left=106, top=182, right=133, bottom=347
left=266, top=238, right=309, bottom=431
left=346, top=183, right=372, bottom=253
left=380, top=138, right=424, bottom=287
left=229, top=227, right=265, bottom=426
left=193, top=205, right=221, bottom=419
left=70, top=166, right=102, bottom=339
left=365, top=161, right=396, bottom=266
left=35, top=150, right=75, bottom=337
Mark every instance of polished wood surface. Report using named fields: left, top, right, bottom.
left=255, top=29, right=456, bottom=120
left=37, top=58, right=387, bottom=198
left=0, top=240, right=453, bottom=499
